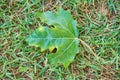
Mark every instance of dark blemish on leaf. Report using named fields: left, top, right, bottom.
left=52, top=48, right=57, bottom=53
left=40, top=21, right=55, bottom=28
left=49, top=25, right=55, bottom=28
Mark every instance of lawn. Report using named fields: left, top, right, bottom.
left=0, top=0, right=120, bottom=79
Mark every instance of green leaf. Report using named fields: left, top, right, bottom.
left=26, top=8, right=79, bottom=67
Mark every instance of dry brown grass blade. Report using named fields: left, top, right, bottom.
left=78, top=38, right=103, bottom=61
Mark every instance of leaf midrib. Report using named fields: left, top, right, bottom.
left=30, top=37, right=78, bottom=39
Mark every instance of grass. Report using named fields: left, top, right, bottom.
left=0, top=0, right=120, bottom=79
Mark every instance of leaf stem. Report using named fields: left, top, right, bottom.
left=78, top=38, right=101, bottom=60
